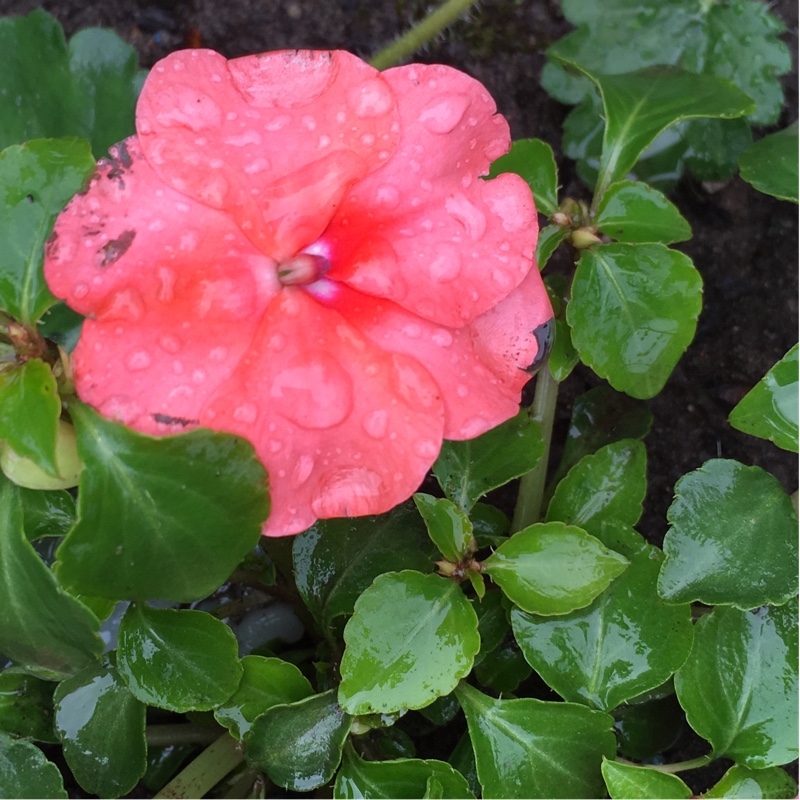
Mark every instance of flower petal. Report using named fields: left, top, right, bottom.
left=136, top=49, right=401, bottom=259
left=201, top=288, right=445, bottom=536
left=322, top=63, right=537, bottom=326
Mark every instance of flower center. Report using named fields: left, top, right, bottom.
left=277, top=253, right=330, bottom=287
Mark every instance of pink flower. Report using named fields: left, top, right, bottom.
left=44, top=49, right=552, bottom=536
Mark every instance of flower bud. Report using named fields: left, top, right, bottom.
left=0, top=419, right=82, bottom=490
left=570, top=227, right=602, bottom=249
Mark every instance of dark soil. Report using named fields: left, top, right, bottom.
left=2, top=0, right=797, bottom=794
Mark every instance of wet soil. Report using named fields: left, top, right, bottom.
left=2, top=0, right=797, bottom=793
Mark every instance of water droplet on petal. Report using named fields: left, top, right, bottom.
left=431, top=328, right=453, bottom=347
left=209, top=346, right=227, bottom=360
left=192, top=369, right=207, bottom=384
left=312, top=468, right=384, bottom=516
left=73, top=282, right=90, bottom=299
left=234, top=403, right=258, bottom=423
left=99, top=396, right=142, bottom=425
left=457, top=384, right=469, bottom=397
left=347, top=78, right=393, bottom=118
left=224, top=130, right=262, bottom=147
left=446, top=193, right=487, bottom=241
left=459, top=417, right=489, bottom=439
left=102, top=288, right=145, bottom=322
left=428, top=243, right=462, bottom=283
left=375, top=185, right=401, bottom=208
left=268, top=439, right=282, bottom=453
left=418, top=93, right=470, bottom=134
left=414, top=439, right=439, bottom=460
left=126, top=350, right=151, bottom=371
left=159, top=335, right=182, bottom=354
left=292, top=454, right=315, bottom=486
left=362, top=409, right=388, bottom=439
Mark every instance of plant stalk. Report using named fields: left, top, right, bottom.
left=511, top=367, right=559, bottom=532
left=154, top=732, right=245, bottom=799
left=615, top=755, right=713, bottom=774
left=146, top=724, right=223, bottom=748
left=369, top=0, right=480, bottom=70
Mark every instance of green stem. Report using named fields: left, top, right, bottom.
left=146, top=724, right=223, bottom=748
left=369, top=0, right=481, bottom=70
left=511, top=368, right=559, bottom=532
left=154, top=733, right=245, bottom=799
left=615, top=755, right=713, bottom=774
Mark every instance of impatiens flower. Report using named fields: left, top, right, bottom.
left=44, top=48, right=552, bottom=536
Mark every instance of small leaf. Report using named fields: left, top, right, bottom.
left=117, top=604, right=242, bottom=713
left=473, top=640, right=531, bottom=694
left=683, top=117, right=753, bottom=182
left=19, top=487, right=75, bottom=540
left=0, top=671, right=57, bottom=742
left=613, top=692, right=685, bottom=760
left=292, top=503, right=433, bottom=628
left=739, top=124, right=799, bottom=204
left=704, top=764, right=798, bottom=798
left=489, top=138, right=559, bottom=216
left=414, top=493, right=473, bottom=562
left=537, top=224, right=570, bottom=270
left=0, top=138, right=95, bottom=323
left=547, top=439, right=647, bottom=534
left=601, top=758, right=691, bottom=799
left=214, top=656, right=313, bottom=740
left=54, top=659, right=146, bottom=798
left=675, top=600, right=798, bottom=768
left=339, top=571, right=479, bottom=715
left=335, top=745, right=474, bottom=799
left=483, top=521, right=628, bottom=616
left=246, top=689, right=352, bottom=792
left=729, top=344, right=798, bottom=452
left=56, top=402, right=269, bottom=602
left=512, top=545, right=693, bottom=711
left=0, top=731, right=67, bottom=799
left=568, top=243, right=703, bottom=399
left=455, top=682, right=615, bottom=799
left=659, top=460, right=798, bottom=609
left=595, top=180, right=691, bottom=244
left=434, top=411, right=544, bottom=512
left=0, top=477, right=102, bottom=679
left=545, top=274, right=579, bottom=382
left=473, top=589, right=510, bottom=666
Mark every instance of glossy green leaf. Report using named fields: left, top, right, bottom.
left=473, top=640, right=531, bottom=694
left=0, top=671, right=57, bottom=742
left=551, top=385, right=652, bottom=491
left=739, top=124, right=799, bottom=203
left=246, top=689, right=352, bottom=792
left=339, top=571, right=479, bottom=715
left=473, top=590, right=509, bottom=666
left=537, top=224, right=570, bottom=270
left=418, top=693, right=459, bottom=727
left=0, top=138, right=95, bottom=324
left=19, top=487, right=75, bottom=540
left=292, top=503, right=433, bottom=628
left=0, top=10, right=140, bottom=157
left=512, top=545, right=693, bottom=711
left=56, top=402, right=269, bottom=602
left=489, top=138, right=559, bottom=216
left=0, top=359, right=59, bottom=477
left=434, top=411, right=544, bottom=512
left=54, top=659, right=146, bottom=798
left=613, top=692, right=685, bottom=760
left=470, top=502, right=509, bottom=548
left=729, top=344, right=798, bottom=452
left=545, top=274, right=579, bottom=382
left=683, top=117, right=753, bottom=182
left=484, top=522, right=628, bottom=616
left=456, top=682, right=615, bottom=799
left=449, top=733, right=479, bottom=798
left=0, top=478, right=102, bottom=680
left=0, top=731, right=67, bottom=799
left=659, top=460, right=798, bottom=609
left=705, top=764, right=798, bottom=798
left=117, top=604, right=242, bottom=713
left=335, top=745, right=474, bottom=799
left=568, top=243, right=703, bottom=399
left=595, top=181, right=691, bottom=244
left=414, top=493, right=473, bottom=562
left=547, top=439, right=646, bottom=535
left=601, top=758, right=691, bottom=799
left=214, top=655, right=313, bottom=740
left=675, top=600, right=798, bottom=768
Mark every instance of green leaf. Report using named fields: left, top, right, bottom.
left=433, top=411, right=544, bottom=512
left=729, top=344, right=798, bottom=452
left=601, top=758, right=691, bottom=799
left=0, top=731, right=67, bottom=799
left=0, top=138, right=95, bottom=324
left=595, top=180, right=691, bottom=244
left=613, top=692, right=685, bottom=760
left=470, top=502, right=509, bottom=548
left=659, top=460, right=798, bottom=609
left=117, top=604, right=242, bottom=713
left=214, top=655, right=313, bottom=740
left=568, top=243, right=703, bottom=399
left=19, top=487, right=75, bottom=540
left=292, top=503, right=433, bottom=628
left=339, top=571, right=479, bottom=715
left=335, top=745, right=474, bottom=799
left=683, top=117, right=753, bottom=182
left=546, top=439, right=647, bottom=534
left=705, top=764, right=798, bottom=799
left=489, top=138, right=559, bottom=216
left=473, top=589, right=509, bottom=666
left=54, top=659, right=146, bottom=798
left=455, top=682, right=615, bottom=799
left=537, top=224, right=570, bottom=270
left=414, top=493, right=473, bottom=562
left=246, top=689, right=352, bottom=792
left=739, top=124, right=799, bottom=204
left=473, top=640, right=531, bottom=694
left=0, top=477, right=102, bottom=679
left=56, top=402, right=269, bottom=602
left=551, top=385, right=652, bottom=490
left=0, top=10, right=140, bottom=157
left=0, top=359, right=60, bottom=477
left=675, top=600, right=798, bottom=768
left=512, top=545, right=693, bottom=711
left=545, top=274, right=579, bottom=382
left=0, top=671, right=57, bottom=742
left=483, top=521, right=628, bottom=616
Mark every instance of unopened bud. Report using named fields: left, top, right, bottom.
left=570, top=227, right=602, bottom=249
left=0, top=419, right=82, bottom=490
left=552, top=212, right=570, bottom=227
